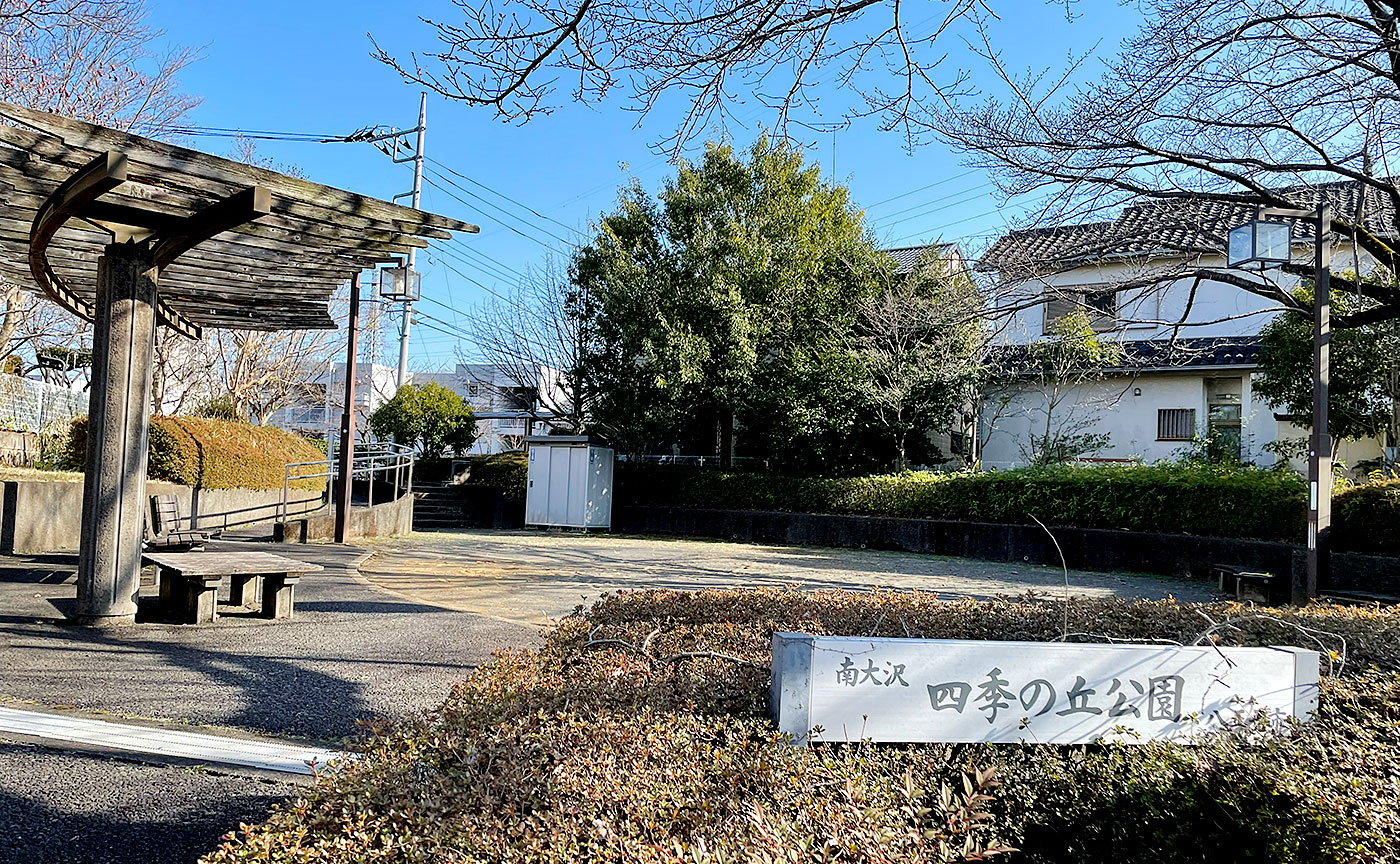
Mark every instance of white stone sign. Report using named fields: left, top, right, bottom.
left=770, top=634, right=1320, bottom=745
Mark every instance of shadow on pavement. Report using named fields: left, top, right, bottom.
left=0, top=745, right=286, bottom=864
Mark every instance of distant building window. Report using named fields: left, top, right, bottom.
left=1157, top=408, right=1196, bottom=441
left=465, top=383, right=484, bottom=398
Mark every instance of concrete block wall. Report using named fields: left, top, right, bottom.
left=0, top=479, right=326, bottom=553
left=275, top=493, right=413, bottom=543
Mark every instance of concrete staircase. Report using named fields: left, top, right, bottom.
left=412, top=484, right=468, bottom=530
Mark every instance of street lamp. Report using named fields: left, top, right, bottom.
left=1227, top=205, right=1332, bottom=603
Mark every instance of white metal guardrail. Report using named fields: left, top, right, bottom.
left=281, top=441, right=414, bottom=522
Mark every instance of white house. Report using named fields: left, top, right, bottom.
left=265, top=361, right=398, bottom=440
left=971, top=185, right=1391, bottom=471
left=411, top=362, right=565, bottom=454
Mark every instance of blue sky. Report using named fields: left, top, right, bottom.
left=148, top=0, right=1141, bottom=371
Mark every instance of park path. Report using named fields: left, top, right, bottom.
left=360, top=529, right=1217, bottom=627
left=0, top=539, right=537, bottom=864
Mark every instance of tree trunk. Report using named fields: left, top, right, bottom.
left=718, top=410, right=734, bottom=469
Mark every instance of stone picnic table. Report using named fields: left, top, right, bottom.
left=143, top=551, right=322, bottom=624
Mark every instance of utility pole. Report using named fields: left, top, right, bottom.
left=397, top=93, right=426, bottom=387
left=360, top=93, right=427, bottom=388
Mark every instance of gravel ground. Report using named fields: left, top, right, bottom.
left=0, top=741, right=291, bottom=864
left=361, top=529, right=1218, bottom=626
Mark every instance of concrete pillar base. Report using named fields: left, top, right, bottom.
left=74, top=613, right=137, bottom=627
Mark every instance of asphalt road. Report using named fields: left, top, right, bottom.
left=0, top=741, right=291, bottom=864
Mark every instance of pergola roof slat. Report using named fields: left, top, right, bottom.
left=0, top=101, right=478, bottom=333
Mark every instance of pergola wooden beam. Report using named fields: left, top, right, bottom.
left=0, top=102, right=480, bottom=625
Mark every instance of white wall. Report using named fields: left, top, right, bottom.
left=979, top=370, right=1280, bottom=468
left=988, top=248, right=1358, bottom=344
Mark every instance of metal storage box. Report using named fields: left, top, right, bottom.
left=524, top=436, right=614, bottom=529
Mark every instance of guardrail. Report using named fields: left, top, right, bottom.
left=281, top=441, right=415, bottom=522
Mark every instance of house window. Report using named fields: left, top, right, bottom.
left=1085, top=290, right=1118, bottom=317
left=1043, top=288, right=1119, bottom=332
left=1157, top=408, right=1196, bottom=441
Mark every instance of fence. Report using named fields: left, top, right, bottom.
left=281, top=440, right=414, bottom=521
left=0, top=376, right=85, bottom=432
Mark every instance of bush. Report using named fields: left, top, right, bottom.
left=1334, top=479, right=1400, bottom=557
left=616, top=463, right=1312, bottom=542
left=368, top=382, right=477, bottom=459
left=461, top=451, right=527, bottom=492
left=66, top=416, right=326, bottom=490
left=204, top=590, right=1400, bottom=863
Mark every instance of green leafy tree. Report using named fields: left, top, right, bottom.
left=1255, top=282, right=1400, bottom=452
left=573, top=135, right=886, bottom=472
left=368, top=382, right=477, bottom=460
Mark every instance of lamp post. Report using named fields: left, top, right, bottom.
left=1227, top=205, right=1332, bottom=603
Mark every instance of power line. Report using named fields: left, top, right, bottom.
left=872, top=185, right=996, bottom=231
left=427, top=157, right=586, bottom=238
left=424, top=173, right=572, bottom=253
left=423, top=166, right=575, bottom=246
left=863, top=170, right=981, bottom=210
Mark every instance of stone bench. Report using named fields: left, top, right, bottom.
left=143, top=551, right=323, bottom=624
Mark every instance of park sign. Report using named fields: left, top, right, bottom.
left=770, top=634, right=1320, bottom=746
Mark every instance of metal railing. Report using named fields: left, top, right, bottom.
left=281, top=441, right=415, bottom=522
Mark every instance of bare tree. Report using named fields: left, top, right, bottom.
left=0, top=0, right=199, bottom=379
left=372, top=0, right=979, bottom=152
left=0, top=0, right=199, bottom=134
left=935, top=0, right=1400, bottom=329
left=458, top=259, right=588, bottom=431
left=979, top=309, right=1126, bottom=465
left=208, top=326, right=343, bottom=425
left=851, top=249, right=983, bottom=469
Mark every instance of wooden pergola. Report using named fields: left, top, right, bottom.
left=0, top=101, right=477, bottom=624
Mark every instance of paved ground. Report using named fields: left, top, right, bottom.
left=0, top=741, right=291, bottom=864
left=0, top=541, right=537, bottom=741
left=0, top=539, right=538, bottom=864
left=360, top=529, right=1217, bottom=626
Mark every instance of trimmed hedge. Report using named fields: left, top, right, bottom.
left=462, top=451, right=527, bottom=492
left=205, top=589, right=1400, bottom=863
left=616, top=463, right=1312, bottom=543
left=67, top=416, right=326, bottom=491
left=1334, top=480, right=1400, bottom=557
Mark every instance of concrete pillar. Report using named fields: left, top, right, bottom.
left=76, top=241, right=157, bottom=624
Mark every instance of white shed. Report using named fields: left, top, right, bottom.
left=524, top=436, right=614, bottom=529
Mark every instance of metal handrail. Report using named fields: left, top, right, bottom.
left=281, top=441, right=415, bottom=522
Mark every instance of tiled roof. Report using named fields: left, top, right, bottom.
left=980, top=180, right=1398, bottom=276
left=990, top=336, right=1263, bottom=374
left=881, top=242, right=960, bottom=274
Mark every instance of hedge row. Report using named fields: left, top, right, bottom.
left=66, top=416, right=326, bottom=491
left=1334, top=480, right=1400, bottom=557
left=616, top=463, right=1313, bottom=543
left=461, top=451, right=528, bottom=491
left=204, top=589, right=1400, bottom=863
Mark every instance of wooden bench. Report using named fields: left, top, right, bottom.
left=143, top=551, right=323, bottom=624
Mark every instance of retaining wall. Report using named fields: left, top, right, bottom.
left=0, top=478, right=325, bottom=554
left=274, top=492, right=413, bottom=543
